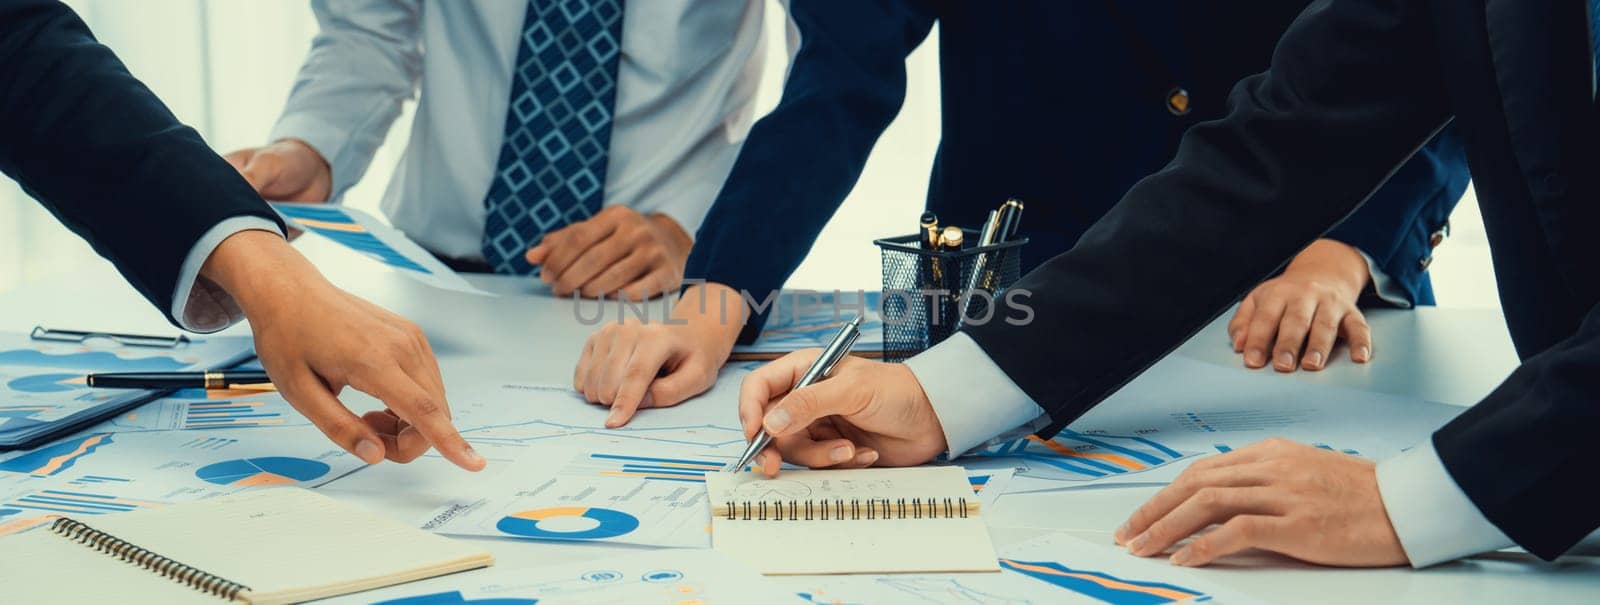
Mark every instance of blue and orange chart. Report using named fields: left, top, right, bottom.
left=194, top=456, right=331, bottom=487
left=273, top=203, right=486, bottom=295
left=496, top=506, right=641, bottom=541
left=425, top=443, right=715, bottom=548
left=275, top=204, right=429, bottom=273
left=0, top=332, right=255, bottom=445
left=5, top=373, right=85, bottom=394
left=108, top=390, right=300, bottom=432
left=175, top=389, right=291, bottom=429
left=1000, top=559, right=1210, bottom=604
left=0, top=433, right=114, bottom=477
left=971, top=430, right=1190, bottom=482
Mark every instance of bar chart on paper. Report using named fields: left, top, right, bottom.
left=578, top=452, right=726, bottom=483
left=0, top=487, right=164, bottom=517
left=272, top=203, right=487, bottom=294
left=106, top=389, right=305, bottom=432
left=0, top=473, right=167, bottom=536
left=0, top=333, right=253, bottom=437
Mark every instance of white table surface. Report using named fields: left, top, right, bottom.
left=2, top=237, right=1595, bottom=603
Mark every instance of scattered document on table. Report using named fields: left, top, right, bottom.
left=437, top=369, right=754, bottom=459
left=419, top=440, right=727, bottom=548
left=331, top=549, right=794, bottom=605
left=0, top=425, right=364, bottom=536
left=962, top=356, right=1463, bottom=494
left=97, top=388, right=308, bottom=432
left=272, top=202, right=491, bottom=296
left=0, top=331, right=255, bottom=447
left=778, top=531, right=1260, bottom=604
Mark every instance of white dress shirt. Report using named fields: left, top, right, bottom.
left=172, top=219, right=284, bottom=333
left=269, top=0, right=776, bottom=260
left=904, top=332, right=1515, bottom=567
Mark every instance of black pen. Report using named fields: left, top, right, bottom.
left=84, top=371, right=274, bottom=390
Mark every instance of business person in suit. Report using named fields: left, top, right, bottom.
left=736, top=0, right=1600, bottom=569
left=227, top=0, right=776, bottom=299
left=575, top=0, right=1469, bottom=427
left=1, top=0, right=482, bottom=472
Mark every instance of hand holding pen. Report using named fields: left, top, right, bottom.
left=730, top=315, right=862, bottom=472
left=732, top=314, right=950, bottom=477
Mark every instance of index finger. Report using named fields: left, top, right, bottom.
left=738, top=349, right=823, bottom=439
left=347, top=367, right=485, bottom=471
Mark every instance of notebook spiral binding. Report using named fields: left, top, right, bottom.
left=51, top=517, right=250, bottom=601
left=719, top=497, right=974, bottom=521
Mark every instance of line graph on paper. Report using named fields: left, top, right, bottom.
left=459, top=420, right=746, bottom=451
left=967, top=429, right=1197, bottom=484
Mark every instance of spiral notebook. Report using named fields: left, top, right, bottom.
left=0, top=488, right=493, bottom=604
left=706, top=466, right=1000, bottom=575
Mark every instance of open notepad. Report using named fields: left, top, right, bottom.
left=0, top=488, right=492, bottom=604
left=706, top=466, right=1000, bottom=575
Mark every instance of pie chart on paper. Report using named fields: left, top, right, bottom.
left=194, top=456, right=330, bottom=486
left=495, top=506, right=640, bottom=541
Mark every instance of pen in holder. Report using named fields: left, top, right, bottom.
left=875, top=231, right=1027, bottom=361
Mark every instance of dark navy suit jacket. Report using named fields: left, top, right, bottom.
left=0, top=0, right=281, bottom=325
left=966, top=0, right=1599, bottom=560
left=685, top=1, right=1469, bottom=342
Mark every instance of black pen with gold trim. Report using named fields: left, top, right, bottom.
left=85, top=371, right=274, bottom=391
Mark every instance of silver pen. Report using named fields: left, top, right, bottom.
left=725, top=314, right=864, bottom=472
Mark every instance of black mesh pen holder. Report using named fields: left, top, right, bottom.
left=874, top=231, right=1027, bottom=362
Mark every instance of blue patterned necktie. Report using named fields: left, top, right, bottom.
left=1591, top=0, right=1600, bottom=96
left=482, top=0, right=625, bottom=274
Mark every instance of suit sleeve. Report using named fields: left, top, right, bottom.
left=1428, top=302, right=1600, bottom=560
left=1324, top=124, right=1469, bottom=306
left=964, top=0, right=1451, bottom=433
left=0, top=0, right=285, bottom=326
left=682, top=0, right=936, bottom=344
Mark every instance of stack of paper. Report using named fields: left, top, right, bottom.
left=0, top=331, right=254, bottom=449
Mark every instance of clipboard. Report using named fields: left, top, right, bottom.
left=31, top=326, right=192, bottom=348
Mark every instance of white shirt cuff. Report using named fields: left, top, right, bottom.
left=170, top=217, right=286, bottom=333
left=903, top=332, right=1046, bottom=458
left=1376, top=440, right=1515, bottom=567
left=1358, top=250, right=1413, bottom=308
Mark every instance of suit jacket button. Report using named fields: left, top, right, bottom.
left=1419, top=255, right=1435, bottom=271
left=1429, top=230, right=1446, bottom=248
left=1167, top=87, right=1191, bottom=116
